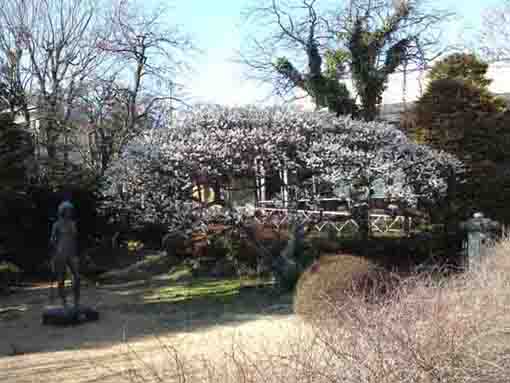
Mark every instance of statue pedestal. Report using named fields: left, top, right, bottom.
left=42, top=305, right=99, bottom=326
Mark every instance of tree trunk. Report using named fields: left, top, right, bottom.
left=361, top=92, right=380, bottom=121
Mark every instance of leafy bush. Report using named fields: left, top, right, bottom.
left=0, top=115, right=33, bottom=191
left=402, top=53, right=506, bottom=153
left=428, top=53, right=497, bottom=89
left=0, top=185, right=106, bottom=273
left=340, top=235, right=464, bottom=271
left=401, top=53, right=510, bottom=223
left=130, top=223, right=169, bottom=250
left=0, top=261, right=22, bottom=293
left=405, top=78, right=506, bottom=153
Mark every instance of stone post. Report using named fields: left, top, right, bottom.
left=272, top=222, right=304, bottom=292
left=459, top=212, right=500, bottom=271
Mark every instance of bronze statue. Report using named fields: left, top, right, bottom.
left=50, top=201, right=80, bottom=308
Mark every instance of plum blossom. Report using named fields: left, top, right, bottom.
left=101, top=104, right=463, bottom=234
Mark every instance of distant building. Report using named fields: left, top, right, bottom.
left=294, top=61, right=510, bottom=124
left=0, top=104, right=92, bottom=167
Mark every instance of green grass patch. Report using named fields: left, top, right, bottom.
left=114, top=273, right=292, bottom=327
left=130, top=275, right=291, bottom=329
left=0, top=261, right=22, bottom=274
left=98, top=252, right=179, bottom=283
left=0, top=262, right=22, bottom=292
left=144, top=278, right=267, bottom=304
left=167, top=264, right=193, bottom=282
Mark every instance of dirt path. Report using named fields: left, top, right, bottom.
left=0, top=281, right=305, bottom=383
left=1, top=315, right=305, bottom=383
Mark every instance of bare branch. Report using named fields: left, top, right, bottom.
left=0, top=0, right=106, bottom=164
left=96, top=0, right=194, bottom=134
left=0, top=0, right=195, bottom=177
left=478, top=1, right=510, bottom=62
left=240, top=0, right=332, bottom=101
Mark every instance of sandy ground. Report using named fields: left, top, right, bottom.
left=0, top=282, right=306, bottom=383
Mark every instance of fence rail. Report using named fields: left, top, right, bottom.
left=254, top=207, right=412, bottom=234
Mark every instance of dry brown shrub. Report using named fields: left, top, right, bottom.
left=100, top=239, right=510, bottom=383
left=293, top=254, right=397, bottom=322
left=227, top=240, right=510, bottom=382
left=286, top=239, right=510, bottom=383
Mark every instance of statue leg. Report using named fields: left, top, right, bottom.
left=67, top=256, right=80, bottom=308
left=54, top=256, right=67, bottom=307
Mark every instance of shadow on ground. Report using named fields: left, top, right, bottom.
left=0, top=274, right=293, bottom=357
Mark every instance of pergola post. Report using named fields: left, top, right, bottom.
left=255, top=159, right=266, bottom=203
left=280, top=167, right=289, bottom=207
left=259, top=162, right=266, bottom=202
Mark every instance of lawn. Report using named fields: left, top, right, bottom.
left=0, top=257, right=293, bottom=356
left=0, top=268, right=299, bottom=382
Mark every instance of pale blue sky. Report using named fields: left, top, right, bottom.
left=165, top=0, right=504, bottom=106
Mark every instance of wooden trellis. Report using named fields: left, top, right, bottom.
left=254, top=207, right=412, bottom=234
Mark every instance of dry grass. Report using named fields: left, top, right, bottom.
left=3, top=239, right=510, bottom=383
left=114, top=239, right=510, bottom=383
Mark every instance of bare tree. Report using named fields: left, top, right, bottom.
left=478, top=0, right=510, bottom=62
left=337, top=0, right=453, bottom=120
left=240, top=0, right=357, bottom=115
left=70, top=0, right=193, bottom=175
left=69, top=75, right=118, bottom=175
left=0, top=38, right=33, bottom=128
left=96, top=0, right=192, bottom=136
left=0, top=0, right=193, bottom=181
left=240, top=0, right=453, bottom=120
left=0, top=0, right=105, bottom=167
left=75, top=74, right=170, bottom=175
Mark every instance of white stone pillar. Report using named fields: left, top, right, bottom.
left=282, top=167, right=288, bottom=207
left=260, top=163, right=266, bottom=202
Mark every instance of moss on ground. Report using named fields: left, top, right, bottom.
left=144, top=278, right=242, bottom=303
left=0, top=262, right=22, bottom=274
left=97, top=252, right=180, bottom=283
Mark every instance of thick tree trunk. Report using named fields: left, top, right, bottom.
left=361, top=92, right=380, bottom=121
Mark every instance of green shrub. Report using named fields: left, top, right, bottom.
left=0, top=261, right=22, bottom=274
left=401, top=53, right=510, bottom=224
left=332, top=236, right=464, bottom=273
left=0, top=261, right=23, bottom=293
left=0, top=115, right=33, bottom=191
left=0, top=185, right=107, bottom=273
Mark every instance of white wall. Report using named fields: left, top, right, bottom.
left=294, top=61, right=510, bottom=110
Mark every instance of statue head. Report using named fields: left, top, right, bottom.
left=58, top=200, right=75, bottom=219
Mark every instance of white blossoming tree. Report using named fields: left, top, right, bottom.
left=101, top=104, right=463, bottom=242
left=310, top=120, right=462, bottom=198
left=101, top=129, right=196, bottom=235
